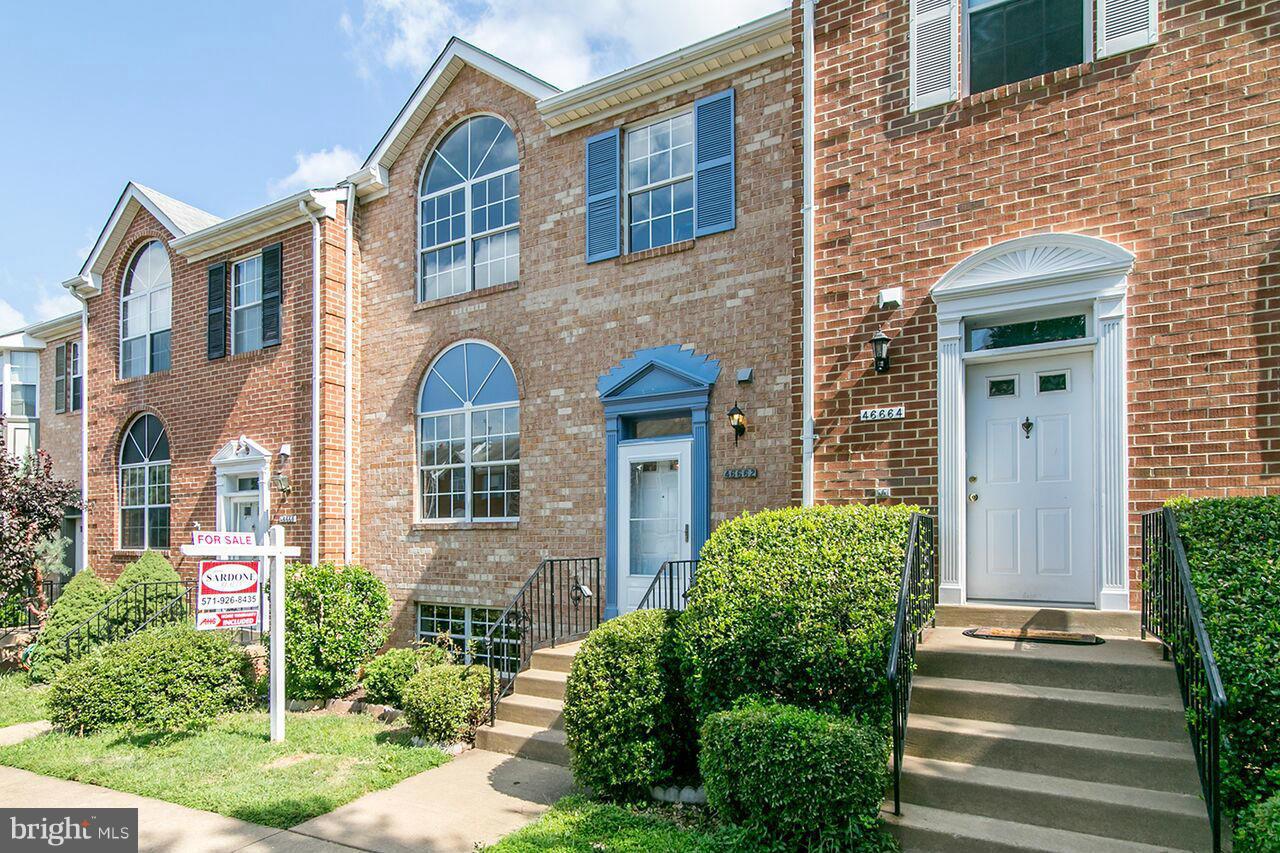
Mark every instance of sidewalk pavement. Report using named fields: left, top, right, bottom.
left=0, top=735, right=573, bottom=853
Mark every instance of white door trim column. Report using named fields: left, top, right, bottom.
left=930, top=234, right=1135, bottom=611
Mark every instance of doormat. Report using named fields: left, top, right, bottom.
left=962, top=627, right=1105, bottom=646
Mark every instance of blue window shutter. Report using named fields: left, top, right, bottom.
left=585, top=128, right=621, bottom=263
left=694, top=88, right=735, bottom=237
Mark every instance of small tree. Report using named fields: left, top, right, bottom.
left=0, top=416, right=81, bottom=628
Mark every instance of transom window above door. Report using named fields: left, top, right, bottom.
left=121, top=241, right=172, bottom=378
left=965, top=313, right=1086, bottom=352
left=417, top=341, right=520, bottom=522
left=418, top=116, right=519, bottom=302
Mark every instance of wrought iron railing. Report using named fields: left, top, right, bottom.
left=0, top=579, right=64, bottom=633
left=636, top=559, right=699, bottom=611
left=1142, top=507, right=1226, bottom=853
left=484, top=557, right=602, bottom=725
left=886, top=512, right=937, bottom=816
left=61, top=581, right=192, bottom=663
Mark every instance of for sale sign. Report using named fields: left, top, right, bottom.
left=196, top=560, right=262, bottom=631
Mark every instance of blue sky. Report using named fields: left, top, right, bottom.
left=0, top=0, right=782, bottom=332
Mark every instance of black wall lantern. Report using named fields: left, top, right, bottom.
left=871, top=330, right=892, bottom=374
left=727, top=403, right=747, bottom=443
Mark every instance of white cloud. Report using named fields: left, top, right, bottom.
left=342, top=0, right=786, bottom=89
left=0, top=299, right=25, bottom=334
left=32, top=284, right=79, bottom=322
left=267, top=146, right=363, bottom=198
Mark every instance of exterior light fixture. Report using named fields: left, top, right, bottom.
left=271, top=474, right=293, bottom=497
left=727, top=403, right=747, bottom=443
left=871, top=330, right=892, bottom=374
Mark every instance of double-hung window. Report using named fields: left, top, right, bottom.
left=967, top=0, right=1084, bottom=94
left=232, top=255, right=264, bottom=354
left=4, top=351, right=37, bottom=418
left=120, top=240, right=172, bottom=378
left=56, top=342, right=82, bottom=414
left=418, top=116, right=520, bottom=302
left=626, top=112, right=695, bottom=252
left=416, top=602, right=519, bottom=673
left=119, top=413, right=171, bottom=550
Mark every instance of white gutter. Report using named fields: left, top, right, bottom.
left=65, top=283, right=90, bottom=570
left=301, top=200, right=322, bottom=564
left=801, top=0, right=818, bottom=506
left=342, top=183, right=355, bottom=564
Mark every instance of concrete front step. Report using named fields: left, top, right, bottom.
left=905, top=714, right=1200, bottom=794
left=474, top=719, right=570, bottom=766
left=899, top=756, right=1210, bottom=851
left=513, top=669, right=568, bottom=701
left=884, top=802, right=1199, bottom=853
left=529, top=643, right=580, bottom=674
left=935, top=605, right=1141, bottom=638
left=916, top=629, right=1176, bottom=696
left=496, top=693, right=565, bottom=730
left=910, top=675, right=1187, bottom=741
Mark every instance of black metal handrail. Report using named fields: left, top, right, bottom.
left=636, top=559, right=699, bottom=611
left=61, top=581, right=191, bottom=663
left=484, top=557, right=602, bottom=725
left=1141, top=507, right=1226, bottom=853
left=0, top=579, right=63, bottom=632
left=887, top=512, right=936, bottom=816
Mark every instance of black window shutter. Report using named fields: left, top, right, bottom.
left=207, top=262, right=227, bottom=360
left=54, top=344, right=66, bottom=414
left=261, top=243, right=282, bottom=348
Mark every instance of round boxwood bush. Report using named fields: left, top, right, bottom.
left=284, top=562, right=390, bottom=700
left=109, top=551, right=182, bottom=633
left=401, top=664, right=490, bottom=744
left=700, top=702, right=893, bottom=852
left=362, top=644, right=452, bottom=708
left=563, top=609, right=696, bottom=799
left=48, top=624, right=254, bottom=734
left=676, top=504, right=918, bottom=723
left=1239, top=793, right=1280, bottom=853
left=27, top=568, right=114, bottom=683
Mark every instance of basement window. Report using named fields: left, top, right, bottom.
left=416, top=602, right=519, bottom=674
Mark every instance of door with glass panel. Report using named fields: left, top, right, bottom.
left=617, top=440, right=692, bottom=614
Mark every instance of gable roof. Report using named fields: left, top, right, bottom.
left=65, top=182, right=222, bottom=297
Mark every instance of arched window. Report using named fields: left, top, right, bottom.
left=418, top=116, right=519, bottom=302
left=417, top=342, right=519, bottom=521
left=120, top=414, right=171, bottom=549
left=121, top=241, right=173, bottom=377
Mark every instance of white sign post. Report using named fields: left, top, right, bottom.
left=182, top=524, right=299, bottom=742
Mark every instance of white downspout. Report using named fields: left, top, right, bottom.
left=68, top=285, right=90, bottom=570
left=301, top=199, right=322, bottom=565
left=342, top=183, right=355, bottom=565
left=801, top=0, right=818, bottom=506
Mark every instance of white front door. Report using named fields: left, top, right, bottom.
left=617, top=440, right=692, bottom=614
left=230, top=497, right=263, bottom=542
left=965, top=351, right=1094, bottom=606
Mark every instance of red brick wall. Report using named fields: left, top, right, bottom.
left=356, top=59, right=798, bottom=642
left=794, top=0, right=1280, bottom=606
left=37, top=330, right=83, bottom=486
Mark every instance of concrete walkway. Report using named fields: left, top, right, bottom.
left=0, top=740, right=573, bottom=853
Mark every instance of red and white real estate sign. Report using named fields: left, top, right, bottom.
left=196, top=560, right=262, bottom=631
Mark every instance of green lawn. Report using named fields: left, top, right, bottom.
left=485, top=796, right=739, bottom=852
left=0, top=673, right=47, bottom=726
left=0, top=711, right=447, bottom=828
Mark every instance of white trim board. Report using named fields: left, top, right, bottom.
left=930, top=234, right=1134, bottom=612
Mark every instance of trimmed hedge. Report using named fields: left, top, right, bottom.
left=563, top=609, right=696, bottom=799
left=27, top=569, right=113, bottom=683
left=284, top=563, right=391, bottom=700
left=401, top=664, right=490, bottom=744
left=48, top=624, right=254, bottom=733
left=1169, top=496, right=1280, bottom=819
left=109, top=551, right=182, bottom=634
left=362, top=644, right=452, bottom=708
left=1238, top=793, right=1280, bottom=853
left=676, top=504, right=918, bottom=724
left=700, top=702, right=893, bottom=852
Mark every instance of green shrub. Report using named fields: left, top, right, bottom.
left=362, top=644, right=452, bottom=708
left=700, top=702, right=893, bottom=852
left=27, top=569, right=114, bottom=683
left=48, top=624, right=254, bottom=734
left=284, top=562, right=390, bottom=700
left=109, top=551, right=182, bottom=634
left=564, top=609, right=696, bottom=799
left=400, top=664, right=490, bottom=744
left=676, top=504, right=919, bottom=724
left=1238, top=792, right=1280, bottom=853
left=1169, top=496, right=1280, bottom=812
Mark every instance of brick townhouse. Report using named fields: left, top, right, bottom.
left=794, top=0, right=1279, bottom=612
